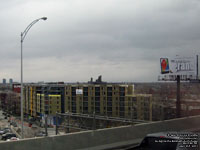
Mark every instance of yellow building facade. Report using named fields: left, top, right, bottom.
left=23, top=83, right=152, bottom=121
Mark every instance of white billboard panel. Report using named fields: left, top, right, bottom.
left=76, top=89, right=83, bottom=95
left=169, top=56, right=196, bottom=75
left=159, top=56, right=198, bottom=81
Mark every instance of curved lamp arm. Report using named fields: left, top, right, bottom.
left=21, top=17, right=47, bottom=42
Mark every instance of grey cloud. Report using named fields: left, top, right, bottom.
left=0, top=0, right=200, bottom=82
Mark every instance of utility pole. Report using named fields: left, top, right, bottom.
left=20, top=17, right=47, bottom=139
left=67, top=111, right=70, bottom=133
left=93, top=111, right=96, bottom=130
left=55, top=113, right=58, bottom=135
left=45, top=115, right=48, bottom=136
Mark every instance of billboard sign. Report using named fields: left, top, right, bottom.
left=160, top=56, right=196, bottom=76
left=170, top=56, right=196, bottom=75
left=76, top=89, right=83, bottom=95
left=159, top=56, right=198, bottom=81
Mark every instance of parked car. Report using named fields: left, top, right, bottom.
left=35, top=131, right=46, bottom=137
left=10, top=122, right=17, bottom=127
left=131, top=132, right=199, bottom=150
left=1, top=133, right=17, bottom=141
left=6, top=137, right=19, bottom=141
left=0, top=128, right=11, bottom=135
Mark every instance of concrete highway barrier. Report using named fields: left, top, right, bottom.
left=0, top=115, right=200, bottom=150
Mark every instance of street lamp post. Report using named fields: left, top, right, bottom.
left=20, top=17, right=47, bottom=138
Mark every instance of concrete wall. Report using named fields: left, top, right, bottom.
left=1, top=115, right=200, bottom=150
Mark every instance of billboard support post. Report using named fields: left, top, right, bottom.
left=45, top=115, right=48, bottom=136
left=176, top=75, right=181, bottom=118
left=197, top=55, right=199, bottom=79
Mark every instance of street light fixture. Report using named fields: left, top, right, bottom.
left=20, top=17, right=47, bottom=138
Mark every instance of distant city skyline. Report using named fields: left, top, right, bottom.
left=0, top=0, right=200, bottom=82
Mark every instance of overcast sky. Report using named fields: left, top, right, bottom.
left=0, top=0, right=200, bottom=83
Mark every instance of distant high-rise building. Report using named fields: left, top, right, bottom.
left=9, top=78, right=13, bottom=84
left=2, top=79, right=6, bottom=84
